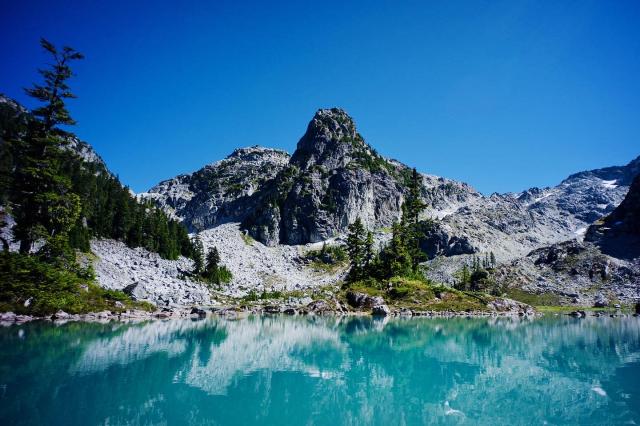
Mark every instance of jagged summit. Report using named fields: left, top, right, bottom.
left=225, top=145, right=289, bottom=162
left=562, top=155, right=640, bottom=187
left=290, top=108, right=372, bottom=170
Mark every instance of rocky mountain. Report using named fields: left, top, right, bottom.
left=146, top=107, right=637, bottom=267
left=145, top=108, right=482, bottom=246
left=241, top=108, right=409, bottom=245
left=424, top=156, right=638, bottom=262
left=143, top=146, right=290, bottom=229
left=493, top=176, right=640, bottom=306
left=0, top=94, right=107, bottom=169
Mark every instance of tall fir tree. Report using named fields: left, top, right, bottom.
left=192, top=235, right=205, bottom=274
left=11, top=38, right=84, bottom=255
left=401, top=168, right=427, bottom=272
left=346, top=217, right=367, bottom=283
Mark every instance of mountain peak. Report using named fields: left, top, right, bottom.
left=290, top=107, right=367, bottom=170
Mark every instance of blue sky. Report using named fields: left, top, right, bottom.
left=2, top=0, right=639, bottom=194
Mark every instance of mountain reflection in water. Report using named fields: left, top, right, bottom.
left=1, top=316, right=639, bottom=425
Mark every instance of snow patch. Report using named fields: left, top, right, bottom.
left=601, top=179, right=618, bottom=189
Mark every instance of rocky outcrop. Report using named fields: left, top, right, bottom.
left=427, top=155, right=638, bottom=263
left=142, top=146, right=290, bottom=229
left=493, top=173, right=640, bottom=307
left=494, top=240, right=640, bottom=306
left=586, top=174, right=640, bottom=259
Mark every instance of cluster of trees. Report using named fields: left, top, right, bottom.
left=454, top=253, right=497, bottom=292
left=0, top=39, right=195, bottom=265
left=191, top=237, right=232, bottom=285
left=345, top=168, right=428, bottom=284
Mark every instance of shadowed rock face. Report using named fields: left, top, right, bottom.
left=586, top=174, right=640, bottom=259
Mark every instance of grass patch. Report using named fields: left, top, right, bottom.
left=505, top=288, right=562, bottom=307
left=0, top=252, right=154, bottom=315
left=305, top=244, right=348, bottom=274
left=343, top=276, right=496, bottom=312
left=241, top=232, right=255, bottom=246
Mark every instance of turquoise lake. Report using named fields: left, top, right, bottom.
left=1, top=315, right=639, bottom=425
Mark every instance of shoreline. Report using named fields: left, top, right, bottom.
left=1, top=304, right=637, bottom=325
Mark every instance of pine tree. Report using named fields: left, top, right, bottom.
left=204, top=246, right=221, bottom=283
left=383, top=223, right=413, bottom=278
left=490, top=251, right=496, bottom=268
left=11, top=39, right=84, bottom=255
left=25, top=39, right=84, bottom=132
left=192, top=235, right=205, bottom=274
left=346, top=217, right=366, bottom=282
left=401, top=168, right=427, bottom=272
left=364, top=231, right=374, bottom=269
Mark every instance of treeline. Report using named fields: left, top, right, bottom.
left=0, top=38, right=195, bottom=262
left=63, top=159, right=194, bottom=259
left=345, top=168, right=429, bottom=284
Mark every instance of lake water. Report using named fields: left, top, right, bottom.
left=1, top=315, right=639, bottom=425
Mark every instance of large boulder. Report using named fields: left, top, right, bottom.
left=346, top=291, right=385, bottom=309
left=371, top=304, right=391, bottom=316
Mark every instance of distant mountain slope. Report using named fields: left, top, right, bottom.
left=427, top=155, right=638, bottom=261
left=492, top=175, right=640, bottom=306
left=142, top=146, right=290, bottom=230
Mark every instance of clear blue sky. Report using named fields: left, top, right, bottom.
left=2, top=0, right=639, bottom=194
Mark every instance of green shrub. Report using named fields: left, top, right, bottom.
left=0, top=252, right=153, bottom=315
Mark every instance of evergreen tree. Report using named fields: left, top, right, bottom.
left=401, top=168, right=427, bottom=272
left=204, top=246, right=222, bottom=284
left=490, top=251, right=496, bottom=268
left=346, top=217, right=366, bottom=282
left=364, top=231, right=374, bottom=269
left=402, top=168, right=426, bottom=225
left=11, top=38, right=84, bottom=255
left=380, top=223, right=413, bottom=278
left=24, top=39, right=84, bottom=132
left=192, top=235, right=205, bottom=274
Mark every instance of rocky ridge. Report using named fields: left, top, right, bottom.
left=142, top=146, right=290, bottom=228
left=494, top=175, right=640, bottom=306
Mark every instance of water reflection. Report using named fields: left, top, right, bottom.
left=1, top=316, right=639, bottom=425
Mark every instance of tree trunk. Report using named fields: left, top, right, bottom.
left=19, top=238, right=31, bottom=254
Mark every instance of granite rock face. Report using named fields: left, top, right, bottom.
left=494, top=240, right=640, bottom=306
left=143, top=146, right=290, bottom=230
left=496, top=174, right=640, bottom=307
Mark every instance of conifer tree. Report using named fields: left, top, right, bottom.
left=381, top=223, right=413, bottom=278
left=192, top=235, right=205, bottom=274
left=364, top=231, right=374, bottom=269
left=346, top=217, right=366, bottom=282
left=401, top=168, right=427, bottom=272
left=11, top=38, right=84, bottom=255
